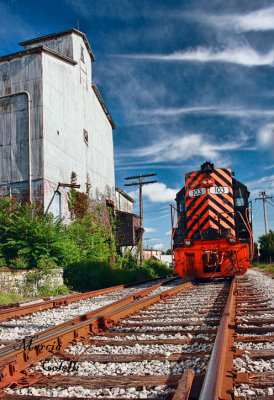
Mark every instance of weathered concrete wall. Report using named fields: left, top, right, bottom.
left=0, top=53, right=43, bottom=198
left=42, top=33, right=115, bottom=215
left=0, top=269, right=63, bottom=296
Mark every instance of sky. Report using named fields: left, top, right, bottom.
left=1, top=0, right=274, bottom=250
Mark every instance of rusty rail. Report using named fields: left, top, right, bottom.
left=0, top=276, right=177, bottom=322
left=0, top=281, right=192, bottom=391
left=199, top=278, right=236, bottom=400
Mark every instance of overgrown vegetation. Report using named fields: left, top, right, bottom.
left=256, top=230, right=274, bottom=262
left=64, top=259, right=172, bottom=291
left=0, top=290, right=23, bottom=305
left=0, top=188, right=172, bottom=293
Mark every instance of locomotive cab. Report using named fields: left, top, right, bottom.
left=172, top=162, right=253, bottom=280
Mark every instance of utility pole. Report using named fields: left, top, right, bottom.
left=124, top=173, right=157, bottom=262
left=255, top=191, right=273, bottom=235
left=144, top=238, right=152, bottom=249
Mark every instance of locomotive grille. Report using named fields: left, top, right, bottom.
left=185, top=168, right=235, bottom=239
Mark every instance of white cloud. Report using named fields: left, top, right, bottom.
left=126, top=189, right=138, bottom=200
left=153, top=243, right=164, bottom=250
left=165, top=230, right=172, bottom=235
left=141, top=106, right=274, bottom=118
left=247, top=174, right=274, bottom=196
left=122, top=46, right=274, bottom=67
left=144, top=227, right=156, bottom=232
left=199, top=7, right=274, bottom=32
left=132, top=133, right=250, bottom=164
left=258, top=123, right=274, bottom=149
left=143, top=183, right=178, bottom=203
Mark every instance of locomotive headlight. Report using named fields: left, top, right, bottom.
left=185, top=239, right=192, bottom=246
left=228, top=237, right=236, bottom=244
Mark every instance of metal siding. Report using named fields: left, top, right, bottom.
left=24, top=36, right=73, bottom=60
left=42, top=36, right=115, bottom=211
left=0, top=53, right=43, bottom=189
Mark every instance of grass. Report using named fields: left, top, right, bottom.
left=0, top=284, right=70, bottom=305
left=0, top=291, right=23, bottom=304
left=252, top=262, right=274, bottom=274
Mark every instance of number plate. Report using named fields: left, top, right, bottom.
left=188, top=187, right=206, bottom=197
left=209, top=186, right=229, bottom=194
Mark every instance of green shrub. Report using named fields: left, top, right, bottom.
left=0, top=256, right=7, bottom=268
left=0, top=198, right=118, bottom=271
left=64, top=258, right=172, bottom=292
left=37, top=284, right=69, bottom=297
left=143, top=259, right=173, bottom=277
left=9, top=256, right=29, bottom=270
left=0, top=198, right=67, bottom=269
left=120, top=252, right=139, bottom=270
left=64, top=260, right=119, bottom=291
left=258, top=230, right=274, bottom=262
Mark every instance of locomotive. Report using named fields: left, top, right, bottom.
left=171, top=162, right=253, bottom=279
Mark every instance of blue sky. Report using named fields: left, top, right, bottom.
left=1, top=0, right=274, bottom=250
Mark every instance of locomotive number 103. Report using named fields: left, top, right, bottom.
left=188, top=186, right=229, bottom=197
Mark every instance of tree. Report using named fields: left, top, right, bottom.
left=258, top=230, right=274, bottom=262
left=165, top=249, right=171, bottom=255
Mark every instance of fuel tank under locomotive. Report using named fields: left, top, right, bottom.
left=172, top=162, right=253, bottom=279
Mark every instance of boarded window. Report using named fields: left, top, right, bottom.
left=83, top=129, right=88, bottom=146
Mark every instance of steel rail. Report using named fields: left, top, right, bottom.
left=0, top=281, right=192, bottom=391
left=0, top=276, right=176, bottom=322
left=199, top=277, right=236, bottom=400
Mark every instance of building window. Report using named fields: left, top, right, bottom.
left=83, top=129, right=88, bottom=146
left=80, top=46, right=85, bottom=63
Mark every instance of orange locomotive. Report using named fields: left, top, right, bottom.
left=171, top=162, right=253, bottom=279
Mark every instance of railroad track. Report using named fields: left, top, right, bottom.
left=0, top=270, right=273, bottom=399
left=0, top=277, right=176, bottom=346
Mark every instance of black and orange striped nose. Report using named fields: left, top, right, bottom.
left=185, top=168, right=235, bottom=239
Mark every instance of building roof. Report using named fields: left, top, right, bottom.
left=0, top=45, right=77, bottom=65
left=92, top=84, right=116, bottom=130
left=115, top=187, right=135, bottom=203
left=19, top=29, right=95, bottom=62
